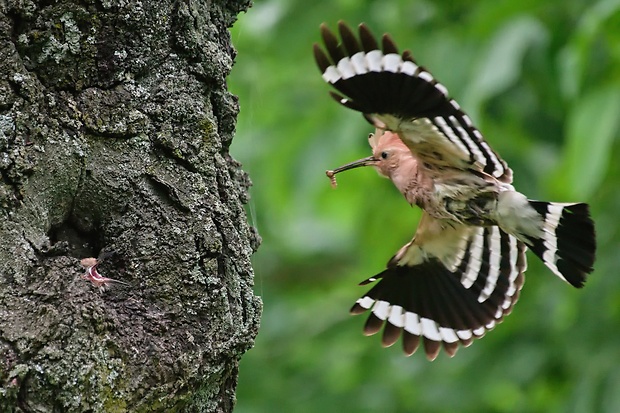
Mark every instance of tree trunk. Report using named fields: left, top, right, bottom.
left=0, top=1, right=260, bottom=411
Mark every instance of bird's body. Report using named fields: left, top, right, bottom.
left=375, top=135, right=502, bottom=225
left=316, top=22, right=596, bottom=360
left=363, top=130, right=546, bottom=236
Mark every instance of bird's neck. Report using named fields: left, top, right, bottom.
left=390, top=158, right=427, bottom=206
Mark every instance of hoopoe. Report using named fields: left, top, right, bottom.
left=315, top=21, right=596, bottom=360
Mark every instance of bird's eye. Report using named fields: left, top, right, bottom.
left=381, top=151, right=388, bottom=159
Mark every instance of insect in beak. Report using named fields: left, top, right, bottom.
left=326, top=156, right=377, bottom=188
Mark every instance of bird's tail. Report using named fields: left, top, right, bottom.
left=523, top=202, right=595, bottom=287
left=496, top=193, right=596, bottom=287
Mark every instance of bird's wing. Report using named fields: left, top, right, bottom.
left=350, top=212, right=527, bottom=360
left=314, top=21, right=512, bottom=183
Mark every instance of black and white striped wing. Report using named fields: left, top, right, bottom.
left=350, top=213, right=527, bottom=360
left=314, top=21, right=512, bottom=183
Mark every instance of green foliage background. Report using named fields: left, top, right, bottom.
left=228, top=0, right=620, bottom=411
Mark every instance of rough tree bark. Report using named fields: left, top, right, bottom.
left=0, top=0, right=261, bottom=412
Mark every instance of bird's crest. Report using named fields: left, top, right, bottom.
left=368, top=130, right=408, bottom=152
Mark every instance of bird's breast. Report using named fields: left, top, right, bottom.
left=423, top=175, right=499, bottom=224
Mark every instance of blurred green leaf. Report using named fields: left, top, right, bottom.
left=550, top=85, right=620, bottom=199
left=464, top=16, right=548, bottom=119
left=557, top=0, right=620, bottom=99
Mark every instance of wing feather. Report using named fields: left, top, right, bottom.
left=315, top=21, right=512, bottom=183
left=350, top=213, right=527, bottom=359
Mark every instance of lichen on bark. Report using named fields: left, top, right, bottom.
left=0, top=1, right=260, bottom=412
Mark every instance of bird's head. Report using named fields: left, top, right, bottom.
left=327, top=129, right=413, bottom=181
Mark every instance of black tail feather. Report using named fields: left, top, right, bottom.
left=525, top=202, right=596, bottom=287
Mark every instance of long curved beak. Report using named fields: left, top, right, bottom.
left=326, top=156, right=377, bottom=188
left=329, top=156, right=377, bottom=174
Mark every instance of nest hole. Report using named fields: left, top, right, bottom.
left=47, top=218, right=104, bottom=259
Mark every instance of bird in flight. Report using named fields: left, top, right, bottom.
left=314, top=21, right=596, bottom=360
